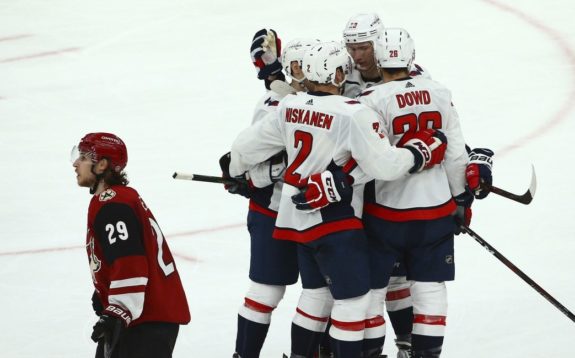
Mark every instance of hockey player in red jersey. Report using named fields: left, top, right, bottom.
left=71, top=132, right=190, bottom=358
left=228, top=41, right=447, bottom=358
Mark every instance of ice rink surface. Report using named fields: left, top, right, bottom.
left=1, top=0, right=574, bottom=356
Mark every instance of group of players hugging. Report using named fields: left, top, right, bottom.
left=220, top=12, right=495, bottom=358
left=71, top=11, right=494, bottom=358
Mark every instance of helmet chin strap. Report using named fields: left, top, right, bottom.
left=89, top=164, right=105, bottom=195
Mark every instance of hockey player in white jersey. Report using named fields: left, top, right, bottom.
left=223, top=30, right=325, bottom=358
left=358, top=28, right=470, bottom=358
left=341, top=13, right=434, bottom=358
left=228, top=41, right=447, bottom=358
left=342, top=13, right=430, bottom=99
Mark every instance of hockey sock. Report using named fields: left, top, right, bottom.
left=411, top=334, right=443, bottom=353
left=291, top=322, right=324, bottom=357
left=235, top=315, right=270, bottom=358
left=362, top=315, right=386, bottom=357
left=388, top=307, right=413, bottom=336
left=329, top=338, right=363, bottom=358
left=318, top=320, right=332, bottom=355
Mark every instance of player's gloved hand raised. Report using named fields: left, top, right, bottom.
left=400, top=129, right=447, bottom=173
left=291, top=169, right=352, bottom=212
left=251, top=29, right=283, bottom=80
left=453, top=189, right=474, bottom=235
left=466, top=147, right=494, bottom=199
left=91, top=314, right=124, bottom=343
left=219, top=152, right=252, bottom=198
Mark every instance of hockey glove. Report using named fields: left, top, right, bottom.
left=91, top=290, right=103, bottom=316
left=91, top=314, right=124, bottom=343
left=466, top=147, right=494, bottom=199
left=401, top=129, right=448, bottom=173
left=248, top=151, right=287, bottom=188
left=219, top=152, right=252, bottom=198
left=291, top=169, right=352, bottom=212
left=251, top=29, right=283, bottom=80
left=453, top=189, right=474, bottom=235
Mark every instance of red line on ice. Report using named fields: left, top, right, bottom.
left=482, top=0, right=575, bottom=157
left=0, top=34, right=33, bottom=42
left=0, top=47, right=81, bottom=63
left=0, top=223, right=244, bottom=257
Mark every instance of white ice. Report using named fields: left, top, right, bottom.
left=1, top=0, right=574, bottom=357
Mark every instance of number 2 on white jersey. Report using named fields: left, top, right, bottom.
left=284, top=130, right=313, bottom=186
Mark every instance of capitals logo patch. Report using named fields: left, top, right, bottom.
left=99, top=188, right=116, bottom=202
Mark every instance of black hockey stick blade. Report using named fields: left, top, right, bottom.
left=485, top=164, right=536, bottom=204
left=461, top=224, right=575, bottom=323
left=172, top=172, right=236, bottom=185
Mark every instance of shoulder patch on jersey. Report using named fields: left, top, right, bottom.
left=99, top=188, right=116, bottom=202
left=358, top=90, right=374, bottom=97
left=345, top=100, right=361, bottom=105
left=264, top=97, right=279, bottom=107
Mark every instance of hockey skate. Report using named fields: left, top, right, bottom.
left=395, top=334, right=412, bottom=358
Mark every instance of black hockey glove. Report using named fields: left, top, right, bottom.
left=91, top=290, right=103, bottom=316
left=453, top=189, right=474, bottom=235
left=91, top=314, right=124, bottom=343
left=219, top=152, right=252, bottom=198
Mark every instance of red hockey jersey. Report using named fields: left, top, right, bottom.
left=86, top=185, right=190, bottom=326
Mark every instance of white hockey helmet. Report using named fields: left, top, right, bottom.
left=281, top=38, right=321, bottom=80
left=343, top=13, right=384, bottom=45
left=375, top=27, right=415, bottom=69
left=302, top=41, right=353, bottom=86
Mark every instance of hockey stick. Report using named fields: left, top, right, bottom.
left=172, top=172, right=237, bottom=185
left=461, top=224, right=575, bottom=323
left=484, top=164, right=536, bottom=204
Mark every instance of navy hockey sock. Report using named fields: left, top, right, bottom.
left=388, top=306, right=413, bottom=336
left=330, top=338, right=363, bottom=358
left=291, top=322, right=323, bottom=357
left=362, top=336, right=386, bottom=357
left=235, top=315, right=270, bottom=358
left=411, top=334, right=443, bottom=355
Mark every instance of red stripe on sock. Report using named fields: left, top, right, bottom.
left=295, top=308, right=329, bottom=322
left=365, top=315, right=385, bottom=328
left=386, top=288, right=411, bottom=301
left=330, top=318, right=366, bottom=331
left=413, top=314, right=446, bottom=326
left=244, top=298, right=274, bottom=313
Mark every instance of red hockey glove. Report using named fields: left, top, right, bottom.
left=465, top=147, right=494, bottom=199
left=291, top=169, right=352, bottom=212
left=453, top=189, right=474, bottom=235
left=250, top=29, right=283, bottom=80
left=400, top=129, right=448, bottom=173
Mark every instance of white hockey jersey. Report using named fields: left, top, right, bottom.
left=230, top=91, right=417, bottom=243
left=245, top=89, right=286, bottom=215
left=343, top=63, right=431, bottom=99
left=358, top=77, right=468, bottom=221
